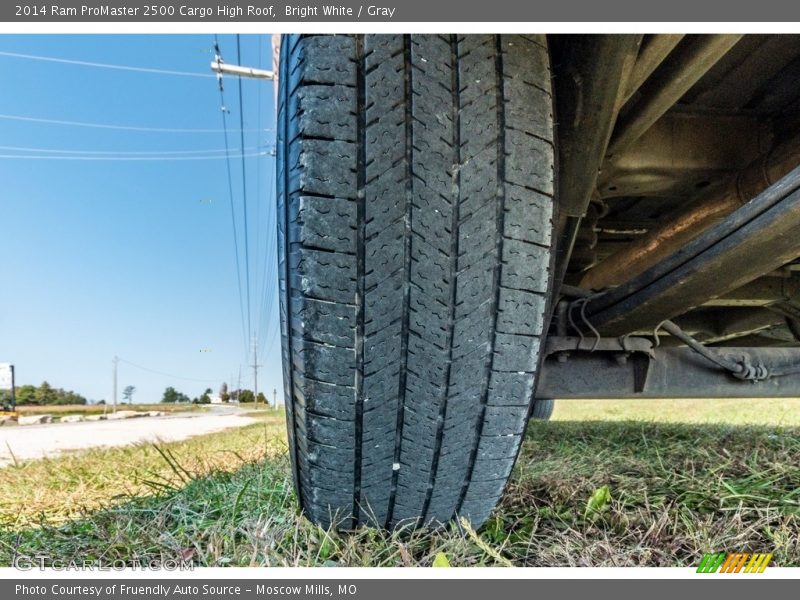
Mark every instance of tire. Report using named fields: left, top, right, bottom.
left=530, top=398, right=555, bottom=420
left=277, top=34, right=556, bottom=529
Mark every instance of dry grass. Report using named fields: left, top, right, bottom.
left=551, top=398, right=800, bottom=427
left=0, top=401, right=798, bottom=567
left=0, top=413, right=285, bottom=527
left=16, top=404, right=205, bottom=417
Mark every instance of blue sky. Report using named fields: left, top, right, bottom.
left=0, top=34, right=282, bottom=404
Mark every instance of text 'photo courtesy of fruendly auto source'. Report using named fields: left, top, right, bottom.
left=1, top=0, right=800, bottom=594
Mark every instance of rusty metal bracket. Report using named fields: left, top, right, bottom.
left=544, top=335, right=654, bottom=393
left=536, top=345, right=800, bottom=399
left=545, top=335, right=654, bottom=357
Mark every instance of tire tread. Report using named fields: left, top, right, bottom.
left=278, top=34, right=554, bottom=529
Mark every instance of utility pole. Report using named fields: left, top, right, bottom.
left=251, top=335, right=261, bottom=408
left=237, top=365, right=242, bottom=406
left=9, top=365, right=16, bottom=412
left=112, top=356, right=118, bottom=414
left=273, top=387, right=277, bottom=410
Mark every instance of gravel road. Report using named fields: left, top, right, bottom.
left=0, top=407, right=257, bottom=467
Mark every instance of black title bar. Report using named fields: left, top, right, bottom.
left=3, top=1, right=800, bottom=22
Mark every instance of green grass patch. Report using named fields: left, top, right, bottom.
left=0, top=401, right=798, bottom=567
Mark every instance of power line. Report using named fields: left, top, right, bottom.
left=257, top=159, right=278, bottom=355
left=0, top=50, right=214, bottom=78
left=237, top=33, right=253, bottom=343
left=264, top=317, right=281, bottom=360
left=215, top=34, right=249, bottom=359
left=0, top=113, right=272, bottom=133
left=254, top=38, right=279, bottom=360
left=0, top=152, right=268, bottom=161
left=253, top=34, right=265, bottom=342
left=117, top=358, right=222, bottom=383
left=254, top=36, right=279, bottom=357
left=0, top=144, right=263, bottom=155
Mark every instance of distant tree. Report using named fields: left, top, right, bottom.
left=257, top=392, right=267, bottom=406
left=35, top=381, right=56, bottom=405
left=162, top=387, right=191, bottom=404
left=195, top=388, right=212, bottom=404
left=15, top=385, right=37, bottom=405
left=122, top=385, right=136, bottom=404
left=219, top=382, right=230, bottom=403
left=97, top=399, right=106, bottom=405
left=238, top=389, right=255, bottom=404
left=53, top=389, right=87, bottom=405
left=161, top=387, right=180, bottom=403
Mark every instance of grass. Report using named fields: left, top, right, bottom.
left=0, top=400, right=798, bottom=567
left=15, top=404, right=205, bottom=417
left=551, top=398, right=800, bottom=427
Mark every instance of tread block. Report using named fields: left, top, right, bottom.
left=290, top=139, right=358, bottom=199
left=290, top=249, right=356, bottom=304
left=294, top=378, right=355, bottom=420
left=504, top=130, right=555, bottom=195
left=296, top=36, right=357, bottom=86
left=481, top=406, right=528, bottom=436
left=500, top=239, right=551, bottom=294
left=296, top=85, right=358, bottom=142
left=496, top=288, right=546, bottom=336
left=473, top=434, right=523, bottom=460
left=291, top=297, right=355, bottom=348
left=493, top=332, right=541, bottom=372
left=486, top=371, right=535, bottom=406
left=292, top=339, right=356, bottom=387
left=294, top=196, right=357, bottom=254
left=504, top=185, right=553, bottom=246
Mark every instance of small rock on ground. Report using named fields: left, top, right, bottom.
left=59, top=415, right=85, bottom=423
left=105, top=410, right=148, bottom=420
left=18, top=415, right=53, bottom=425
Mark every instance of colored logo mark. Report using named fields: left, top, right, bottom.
left=697, top=552, right=773, bottom=573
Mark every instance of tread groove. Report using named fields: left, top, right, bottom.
left=385, top=34, right=413, bottom=528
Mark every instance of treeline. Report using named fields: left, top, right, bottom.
left=161, top=386, right=217, bottom=404
left=160, top=384, right=268, bottom=404
left=161, top=386, right=218, bottom=404
left=0, top=381, right=87, bottom=406
left=231, top=389, right=268, bottom=404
